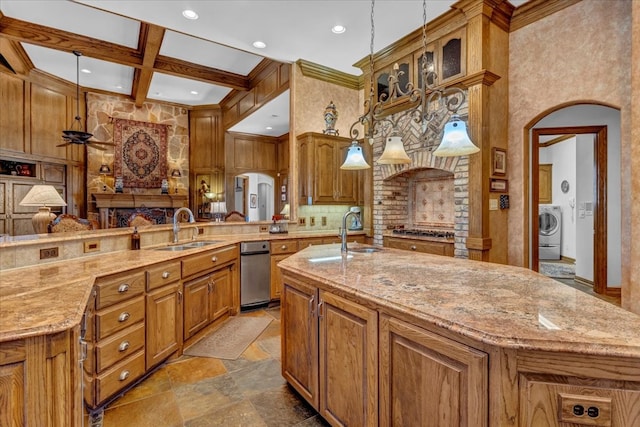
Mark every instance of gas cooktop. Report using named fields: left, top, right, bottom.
left=391, top=228, right=455, bottom=239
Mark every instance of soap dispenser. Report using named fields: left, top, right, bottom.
left=131, top=226, right=140, bottom=250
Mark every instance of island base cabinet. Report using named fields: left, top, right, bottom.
left=281, top=276, right=319, bottom=408
left=0, top=329, right=81, bottom=427
left=379, top=315, right=488, bottom=427
left=146, top=282, right=182, bottom=368
left=281, top=274, right=378, bottom=427
left=318, top=290, right=378, bottom=427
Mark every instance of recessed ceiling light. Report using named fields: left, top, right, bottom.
left=190, top=90, right=199, bottom=95
left=115, top=84, right=123, bottom=89
left=253, top=41, right=267, bottom=49
left=332, top=25, right=346, bottom=34
left=266, top=126, right=273, bottom=130
left=182, top=9, right=198, bottom=20
left=81, top=68, right=91, bottom=74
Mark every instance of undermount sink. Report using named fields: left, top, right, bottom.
left=153, top=240, right=223, bottom=251
left=348, top=247, right=383, bottom=254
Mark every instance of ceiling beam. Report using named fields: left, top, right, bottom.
left=133, top=23, right=165, bottom=107
left=0, top=15, right=251, bottom=91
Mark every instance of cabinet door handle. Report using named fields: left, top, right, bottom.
left=118, top=341, right=130, bottom=352
left=119, top=370, right=130, bottom=381
left=118, top=312, right=130, bottom=322
left=118, top=283, right=129, bottom=293
left=410, top=245, right=417, bottom=251
left=281, top=245, right=287, bottom=250
left=178, top=290, right=183, bottom=303
left=318, top=300, right=324, bottom=319
left=309, top=295, right=315, bottom=320
left=162, top=271, right=170, bottom=279
left=211, top=256, right=218, bottom=263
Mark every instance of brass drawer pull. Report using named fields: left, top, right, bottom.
left=118, top=312, right=130, bottom=322
left=118, top=284, right=129, bottom=293
left=119, top=370, right=130, bottom=381
left=281, top=245, right=287, bottom=250
left=211, top=256, right=218, bottom=263
left=118, top=341, right=130, bottom=352
left=410, top=245, right=417, bottom=251
left=162, top=271, right=171, bottom=279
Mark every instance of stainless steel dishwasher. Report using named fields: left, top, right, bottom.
left=240, top=241, right=271, bottom=309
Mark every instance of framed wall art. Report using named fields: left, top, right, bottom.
left=491, top=147, right=507, bottom=176
left=250, top=193, right=257, bottom=209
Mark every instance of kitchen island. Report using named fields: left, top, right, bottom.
left=278, top=244, right=640, bottom=427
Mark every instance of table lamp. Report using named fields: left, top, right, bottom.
left=19, top=185, right=67, bottom=234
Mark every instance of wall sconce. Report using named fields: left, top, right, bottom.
left=19, top=185, right=67, bottom=234
left=99, top=164, right=111, bottom=174
left=170, top=169, right=182, bottom=178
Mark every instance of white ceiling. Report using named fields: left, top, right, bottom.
left=0, top=0, right=528, bottom=137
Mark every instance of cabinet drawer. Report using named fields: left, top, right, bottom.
left=384, top=237, right=454, bottom=257
left=96, top=296, right=145, bottom=340
left=271, top=239, right=298, bottom=255
left=147, top=261, right=181, bottom=291
left=95, top=270, right=145, bottom=310
left=95, top=322, right=145, bottom=373
left=182, top=245, right=238, bottom=278
left=95, top=350, right=145, bottom=405
left=298, top=238, right=325, bottom=250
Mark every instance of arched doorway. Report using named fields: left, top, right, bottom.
left=527, top=103, right=621, bottom=296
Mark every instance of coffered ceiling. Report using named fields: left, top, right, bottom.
left=0, top=0, right=527, bottom=137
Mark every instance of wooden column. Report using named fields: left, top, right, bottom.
left=459, top=0, right=511, bottom=262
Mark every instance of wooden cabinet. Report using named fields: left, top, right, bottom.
left=281, top=276, right=319, bottom=408
left=182, top=245, right=238, bottom=341
left=0, top=329, right=82, bottom=427
left=270, top=239, right=298, bottom=300
left=146, top=261, right=182, bottom=368
left=281, top=274, right=378, bottom=426
left=318, top=290, right=378, bottom=427
left=297, top=132, right=364, bottom=205
left=539, top=163, right=552, bottom=204
left=84, top=269, right=146, bottom=409
left=379, top=315, right=488, bottom=427
left=384, top=236, right=454, bottom=257
left=0, top=164, right=67, bottom=236
left=189, top=108, right=223, bottom=172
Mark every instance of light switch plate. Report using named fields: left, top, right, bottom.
left=489, top=199, right=498, bottom=211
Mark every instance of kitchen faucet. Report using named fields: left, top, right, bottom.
left=172, top=207, right=196, bottom=244
left=340, top=210, right=358, bottom=252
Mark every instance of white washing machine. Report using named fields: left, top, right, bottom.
left=539, top=205, right=562, bottom=260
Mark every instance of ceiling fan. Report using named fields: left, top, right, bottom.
left=57, top=51, right=114, bottom=151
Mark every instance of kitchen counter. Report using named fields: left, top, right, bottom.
left=278, top=244, right=640, bottom=426
left=279, top=243, right=640, bottom=358
left=0, top=230, right=363, bottom=342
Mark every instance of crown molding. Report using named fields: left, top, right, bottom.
left=296, top=59, right=361, bottom=91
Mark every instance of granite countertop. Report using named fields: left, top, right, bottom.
left=279, top=244, right=640, bottom=359
left=0, top=231, right=362, bottom=342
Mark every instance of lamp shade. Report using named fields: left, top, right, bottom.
left=340, top=141, right=370, bottom=170
left=171, top=169, right=182, bottom=178
left=19, top=185, right=67, bottom=207
left=280, top=203, right=290, bottom=217
left=433, top=116, right=479, bottom=157
left=99, top=163, right=111, bottom=174
left=19, top=185, right=67, bottom=234
left=378, top=135, right=411, bottom=164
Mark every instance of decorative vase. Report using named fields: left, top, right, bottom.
left=161, top=179, right=169, bottom=194
left=323, top=100, right=339, bottom=136
left=115, top=177, right=124, bottom=193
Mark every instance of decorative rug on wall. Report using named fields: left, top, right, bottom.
left=184, top=316, right=272, bottom=360
left=113, top=118, right=168, bottom=188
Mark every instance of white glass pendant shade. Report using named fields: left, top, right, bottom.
left=378, top=135, right=411, bottom=164
left=433, top=116, right=479, bottom=157
left=340, top=142, right=370, bottom=170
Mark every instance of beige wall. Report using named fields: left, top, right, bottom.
left=630, top=0, right=640, bottom=314
left=508, top=0, right=636, bottom=311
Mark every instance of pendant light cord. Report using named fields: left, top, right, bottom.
left=73, top=50, right=82, bottom=123
left=369, top=0, right=375, bottom=100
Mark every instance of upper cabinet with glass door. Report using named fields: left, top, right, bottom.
left=372, top=27, right=466, bottom=108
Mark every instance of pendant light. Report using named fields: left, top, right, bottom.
left=377, top=132, right=410, bottom=164
left=432, top=115, right=480, bottom=157
left=340, top=141, right=371, bottom=170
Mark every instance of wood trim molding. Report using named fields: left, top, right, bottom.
left=539, top=134, right=576, bottom=148
left=466, top=236, right=493, bottom=251
left=296, top=59, right=360, bottom=90
left=510, top=0, right=581, bottom=32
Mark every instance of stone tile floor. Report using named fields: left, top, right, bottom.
left=95, top=306, right=329, bottom=427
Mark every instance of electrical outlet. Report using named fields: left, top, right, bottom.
left=84, top=241, right=100, bottom=253
left=559, top=393, right=611, bottom=426
left=198, top=227, right=204, bottom=235
left=310, top=216, right=315, bottom=226
left=40, top=247, right=59, bottom=260
left=322, top=216, right=327, bottom=226
left=299, top=217, right=306, bottom=226
left=259, top=225, right=268, bottom=232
